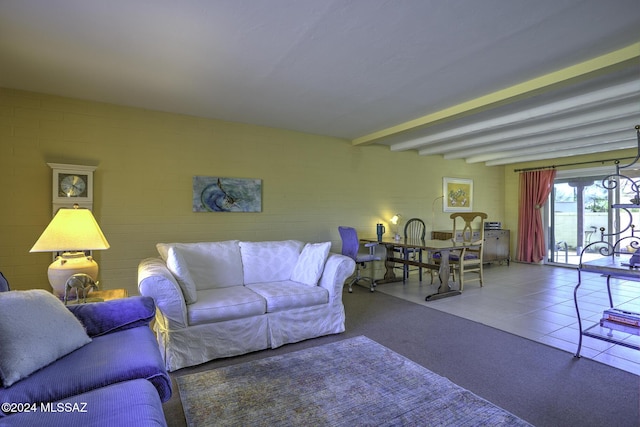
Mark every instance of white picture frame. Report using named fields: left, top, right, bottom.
left=443, top=177, right=473, bottom=212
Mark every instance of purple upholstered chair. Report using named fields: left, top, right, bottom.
left=0, top=272, right=9, bottom=292
left=338, top=226, right=381, bottom=292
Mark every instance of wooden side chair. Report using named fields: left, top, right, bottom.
left=449, top=212, right=488, bottom=290
left=402, top=218, right=426, bottom=280
left=392, top=218, right=426, bottom=281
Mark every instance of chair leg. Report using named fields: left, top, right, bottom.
left=347, top=276, right=355, bottom=293
left=347, top=262, right=364, bottom=293
left=430, top=256, right=437, bottom=284
left=346, top=262, right=376, bottom=293
left=402, top=251, right=424, bottom=282
left=361, top=277, right=377, bottom=292
left=349, top=278, right=376, bottom=292
left=403, top=248, right=409, bottom=283
left=429, top=265, right=435, bottom=284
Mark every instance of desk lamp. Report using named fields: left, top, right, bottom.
left=30, top=204, right=110, bottom=297
left=390, top=214, right=402, bottom=240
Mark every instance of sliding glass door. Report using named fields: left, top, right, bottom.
left=547, top=167, right=615, bottom=266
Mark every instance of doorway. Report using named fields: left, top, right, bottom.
left=547, top=167, right=615, bottom=266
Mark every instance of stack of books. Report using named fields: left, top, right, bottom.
left=600, top=308, right=640, bottom=335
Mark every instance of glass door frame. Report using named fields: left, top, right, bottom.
left=545, top=166, right=616, bottom=266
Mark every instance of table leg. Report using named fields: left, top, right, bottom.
left=403, top=246, right=409, bottom=283
left=425, top=249, right=462, bottom=301
left=374, top=243, right=402, bottom=284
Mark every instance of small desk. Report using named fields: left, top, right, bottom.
left=361, top=237, right=473, bottom=300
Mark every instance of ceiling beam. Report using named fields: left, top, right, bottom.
left=463, top=130, right=634, bottom=164
left=443, top=112, right=638, bottom=160
left=351, top=42, right=640, bottom=146
left=428, top=102, right=639, bottom=158
left=398, top=81, right=639, bottom=153
left=485, top=140, right=637, bottom=166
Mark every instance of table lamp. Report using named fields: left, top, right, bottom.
left=390, top=214, right=402, bottom=240
left=30, top=204, right=110, bottom=297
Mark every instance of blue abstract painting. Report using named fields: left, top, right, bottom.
left=193, top=176, right=262, bottom=212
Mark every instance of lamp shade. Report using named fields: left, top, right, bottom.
left=30, top=206, right=110, bottom=252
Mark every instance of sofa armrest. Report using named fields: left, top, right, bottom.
left=138, top=258, right=188, bottom=329
left=318, top=253, right=356, bottom=301
left=67, top=296, right=156, bottom=337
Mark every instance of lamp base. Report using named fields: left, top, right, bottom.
left=48, top=252, right=98, bottom=297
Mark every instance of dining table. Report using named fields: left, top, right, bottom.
left=360, top=236, right=476, bottom=300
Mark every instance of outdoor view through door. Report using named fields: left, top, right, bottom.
left=548, top=166, right=640, bottom=265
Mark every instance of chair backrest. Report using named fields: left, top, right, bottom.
left=450, top=212, right=488, bottom=244
left=404, top=218, right=426, bottom=241
left=338, top=226, right=360, bottom=261
left=0, top=272, right=10, bottom=292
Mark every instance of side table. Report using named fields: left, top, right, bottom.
left=64, top=288, right=128, bottom=305
left=88, top=288, right=128, bottom=301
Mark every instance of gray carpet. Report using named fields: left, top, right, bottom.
left=177, top=336, right=531, bottom=427
left=165, top=286, right=640, bottom=427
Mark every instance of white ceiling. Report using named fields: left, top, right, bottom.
left=1, top=0, right=639, bottom=166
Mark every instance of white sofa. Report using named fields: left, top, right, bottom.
left=138, top=240, right=355, bottom=371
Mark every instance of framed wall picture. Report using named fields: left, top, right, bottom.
left=443, top=177, right=473, bottom=212
left=193, top=176, right=262, bottom=212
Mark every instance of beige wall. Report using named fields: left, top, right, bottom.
left=1, top=88, right=505, bottom=294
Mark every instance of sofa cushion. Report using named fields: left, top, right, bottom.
left=1, top=378, right=167, bottom=426
left=0, top=290, right=92, bottom=387
left=166, top=246, right=198, bottom=304
left=240, top=240, right=304, bottom=284
left=66, top=296, right=156, bottom=337
left=290, top=242, right=331, bottom=286
left=2, top=326, right=172, bottom=410
left=247, top=281, right=329, bottom=312
left=157, top=240, right=244, bottom=290
left=187, top=287, right=266, bottom=325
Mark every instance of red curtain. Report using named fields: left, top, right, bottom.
left=517, top=169, right=557, bottom=263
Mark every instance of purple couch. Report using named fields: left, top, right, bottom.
left=0, top=296, right=171, bottom=426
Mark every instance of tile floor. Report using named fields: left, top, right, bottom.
left=373, top=262, right=640, bottom=376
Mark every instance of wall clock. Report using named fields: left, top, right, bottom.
left=48, top=163, right=97, bottom=212
left=59, top=173, right=88, bottom=197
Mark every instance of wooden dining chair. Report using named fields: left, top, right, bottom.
left=401, top=218, right=426, bottom=281
left=448, top=212, right=488, bottom=290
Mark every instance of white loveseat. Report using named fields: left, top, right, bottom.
left=137, top=240, right=355, bottom=371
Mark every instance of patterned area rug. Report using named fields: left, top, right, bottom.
left=177, top=336, right=531, bottom=426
